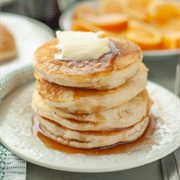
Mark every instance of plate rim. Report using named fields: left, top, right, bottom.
left=1, top=12, right=55, bottom=38
left=1, top=135, right=179, bottom=173
left=0, top=81, right=180, bottom=173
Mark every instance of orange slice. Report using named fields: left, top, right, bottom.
left=71, top=18, right=125, bottom=38
left=98, top=0, right=123, bottom=14
left=85, top=13, right=128, bottom=32
left=74, top=3, right=97, bottom=19
left=147, top=0, right=180, bottom=23
left=121, top=0, right=151, bottom=21
left=162, top=32, right=180, bottom=49
left=155, top=18, right=180, bottom=49
left=125, top=21, right=162, bottom=50
left=71, top=18, right=88, bottom=31
left=155, top=18, right=180, bottom=34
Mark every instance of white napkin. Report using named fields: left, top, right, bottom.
left=0, top=65, right=34, bottom=102
left=0, top=145, right=27, bottom=180
left=0, top=65, right=34, bottom=180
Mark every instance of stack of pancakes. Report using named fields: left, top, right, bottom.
left=32, top=35, right=152, bottom=149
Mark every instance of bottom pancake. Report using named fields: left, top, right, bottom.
left=35, top=115, right=150, bottom=149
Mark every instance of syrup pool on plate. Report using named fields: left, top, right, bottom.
left=32, top=114, right=157, bottom=156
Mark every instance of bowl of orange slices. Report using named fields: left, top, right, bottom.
left=59, top=0, right=180, bottom=59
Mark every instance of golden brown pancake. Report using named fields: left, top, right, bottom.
left=32, top=89, right=152, bottom=131
left=0, top=23, right=17, bottom=62
left=35, top=63, right=148, bottom=114
left=32, top=31, right=152, bottom=150
left=36, top=114, right=150, bottom=149
left=34, top=37, right=142, bottom=90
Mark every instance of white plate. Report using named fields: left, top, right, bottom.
left=0, top=81, right=180, bottom=172
left=1, top=13, right=55, bottom=76
left=59, top=1, right=180, bottom=59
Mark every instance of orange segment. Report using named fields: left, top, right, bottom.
left=125, top=21, right=162, bottom=50
left=147, top=0, right=180, bottom=23
left=85, top=14, right=128, bottom=32
left=156, top=19, right=180, bottom=49
left=71, top=18, right=125, bottom=38
left=162, top=32, right=180, bottom=49
left=74, top=3, right=97, bottom=19
left=71, top=18, right=88, bottom=31
left=121, top=0, right=151, bottom=21
left=98, top=0, right=123, bottom=14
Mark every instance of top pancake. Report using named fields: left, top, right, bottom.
left=34, top=37, right=142, bottom=90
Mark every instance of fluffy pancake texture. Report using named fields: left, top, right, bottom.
left=35, top=115, right=149, bottom=149
left=0, top=23, right=17, bottom=62
left=35, top=63, right=148, bottom=114
left=34, top=37, right=142, bottom=90
left=32, top=89, right=151, bottom=131
left=32, top=32, right=152, bottom=150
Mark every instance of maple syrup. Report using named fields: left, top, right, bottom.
left=32, top=114, right=157, bottom=156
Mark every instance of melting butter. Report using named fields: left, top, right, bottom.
left=54, top=31, right=110, bottom=61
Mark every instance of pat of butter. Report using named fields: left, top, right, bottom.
left=55, top=31, right=110, bottom=61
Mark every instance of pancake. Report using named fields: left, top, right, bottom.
left=35, top=115, right=150, bottom=149
left=35, top=63, right=148, bottom=114
left=0, top=23, right=17, bottom=62
left=34, top=37, right=142, bottom=90
left=32, top=31, right=152, bottom=150
left=32, top=89, right=152, bottom=131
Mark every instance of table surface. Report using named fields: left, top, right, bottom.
left=1, top=1, right=180, bottom=180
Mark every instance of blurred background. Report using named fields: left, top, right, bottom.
left=1, top=0, right=79, bottom=29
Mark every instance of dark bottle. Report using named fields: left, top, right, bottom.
left=22, top=0, right=61, bottom=29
